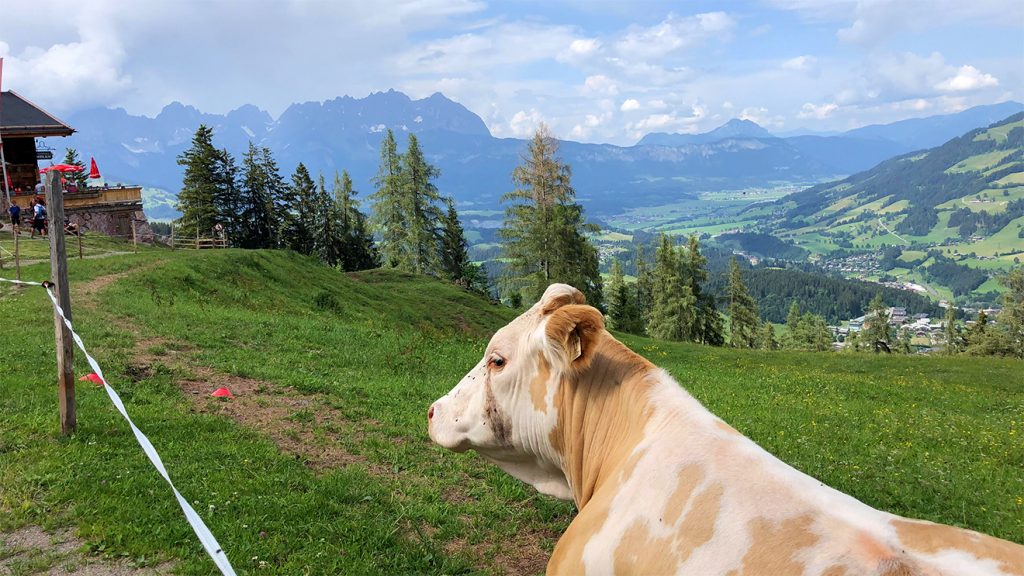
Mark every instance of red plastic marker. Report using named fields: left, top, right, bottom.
left=79, top=373, right=105, bottom=385
left=210, top=387, right=234, bottom=398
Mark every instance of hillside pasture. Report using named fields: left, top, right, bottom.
left=1, top=250, right=1021, bottom=575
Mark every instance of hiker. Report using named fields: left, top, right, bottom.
left=31, top=199, right=47, bottom=238
left=8, top=203, right=20, bottom=233
left=64, top=218, right=80, bottom=236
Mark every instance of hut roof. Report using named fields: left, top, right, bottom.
left=0, top=91, right=74, bottom=138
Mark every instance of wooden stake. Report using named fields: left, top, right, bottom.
left=45, top=171, right=75, bottom=436
left=170, top=222, right=175, bottom=250
left=78, top=226, right=83, bottom=260
left=14, top=224, right=20, bottom=281
left=131, top=219, right=138, bottom=253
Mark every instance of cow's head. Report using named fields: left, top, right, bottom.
left=428, top=283, right=605, bottom=500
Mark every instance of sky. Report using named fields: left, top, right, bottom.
left=1, top=0, right=1022, bottom=145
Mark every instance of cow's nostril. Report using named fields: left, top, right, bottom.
left=428, top=406, right=435, bottom=420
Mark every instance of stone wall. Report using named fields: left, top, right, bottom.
left=67, top=206, right=155, bottom=243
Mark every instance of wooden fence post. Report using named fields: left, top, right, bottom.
left=170, top=222, right=175, bottom=250
left=45, top=171, right=76, bottom=435
left=131, top=219, right=138, bottom=253
left=78, top=226, right=83, bottom=260
left=14, top=225, right=20, bottom=281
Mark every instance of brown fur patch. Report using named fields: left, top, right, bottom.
left=675, top=482, right=724, bottom=563
left=613, top=521, right=680, bottom=574
left=662, top=466, right=705, bottom=527
left=530, top=355, right=551, bottom=413
left=892, top=519, right=1024, bottom=576
left=544, top=305, right=605, bottom=370
left=728, top=515, right=820, bottom=576
left=822, top=565, right=851, bottom=576
left=877, top=558, right=922, bottom=576
left=540, top=287, right=587, bottom=315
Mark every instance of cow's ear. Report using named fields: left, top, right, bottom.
left=540, top=284, right=587, bottom=315
left=544, top=304, right=604, bottom=371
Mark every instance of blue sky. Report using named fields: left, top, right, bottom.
left=1, top=0, right=1021, bottom=145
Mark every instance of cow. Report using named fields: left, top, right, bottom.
left=428, top=284, right=1024, bottom=575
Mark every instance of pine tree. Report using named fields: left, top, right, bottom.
left=757, top=322, right=777, bottom=351
left=333, top=170, right=379, bottom=272
left=439, top=197, right=472, bottom=284
left=237, top=143, right=276, bottom=249
left=863, top=293, right=892, bottom=347
left=634, top=245, right=653, bottom=334
left=175, top=125, right=220, bottom=239
left=943, top=305, right=961, bottom=355
left=727, top=257, right=760, bottom=348
left=606, top=258, right=633, bottom=332
left=312, top=174, right=340, bottom=266
left=61, top=148, right=87, bottom=188
left=499, top=124, right=602, bottom=306
left=212, top=148, right=240, bottom=242
left=999, top=267, right=1024, bottom=358
left=683, top=235, right=723, bottom=345
left=282, top=163, right=316, bottom=254
left=262, top=147, right=288, bottom=248
left=647, top=235, right=694, bottom=340
left=401, top=134, right=445, bottom=275
left=370, top=129, right=409, bottom=269
left=783, top=301, right=802, bottom=349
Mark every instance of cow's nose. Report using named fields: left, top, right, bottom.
left=428, top=405, right=435, bottom=420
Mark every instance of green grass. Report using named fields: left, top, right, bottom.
left=945, top=149, right=1018, bottom=174
left=1, top=250, right=1021, bottom=575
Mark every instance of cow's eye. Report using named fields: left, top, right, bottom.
left=490, top=356, right=506, bottom=369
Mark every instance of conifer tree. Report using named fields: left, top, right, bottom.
left=237, top=143, right=276, bottom=249
left=999, top=267, right=1024, bottom=358
left=943, top=304, right=962, bottom=355
left=439, top=197, right=472, bottom=284
left=312, top=174, right=340, bottom=266
left=333, top=170, right=378, bottom=272
left=634, top=245, right=653, bottom=334
left=282, top=163, right=316, bottom=254
left=683, top=235, right=723, bottom=345
left=727, top=257, right=760, bottom=348
left=370, top=129, right=409, bottom=269
left=499, top=124, right=603, bottom=306
left=647, top=235, right=694, bottom=340
left=606, top=258, right=634, bottom=332
left=783, top=301, right=802, bottom=349
left=758, top=322, right=777, bottom=350
left=401, top=134, right=445, bottom=275
left=175, top=125, right=220, bottom=239
left=863, top=293, right=892, bottom=347
left=261, top=146, right=288, bottom=248
left=61, top=148, right=87, bottom=188
left=212, top=148, right=240, bottom=242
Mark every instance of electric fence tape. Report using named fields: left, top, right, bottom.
left=0, top=275, right=237, bottom=575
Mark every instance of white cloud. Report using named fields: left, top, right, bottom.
left=583, top=74, right=618, bottom=96
left=739, top=107, right=786, bottom=129
left=935, top=65, right=999, bottom=92
left=620, top=98, right=641, bottom=111
left=614, top=12, right=735, bottom=61
left=625, top=104, right=706, bottom=139
left=507, top=109, right=545, bottom=138
left=798, top=102, right=839, bottom=119
left=781, top=55, right=819, bottom=75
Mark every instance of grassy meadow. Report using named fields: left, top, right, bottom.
left=1, top=248, right=1021, bottom=574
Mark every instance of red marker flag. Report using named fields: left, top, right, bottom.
left=79, top=373, right=105, bottom=386
left=89, top=157, right=101, bottom=179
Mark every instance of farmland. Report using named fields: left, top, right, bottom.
left=1, top=248, right=1021, bottom=574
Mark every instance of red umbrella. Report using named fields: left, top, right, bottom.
left=39, top=164, right=84, bottom=174
left=88, top=157, right=101, bottom=179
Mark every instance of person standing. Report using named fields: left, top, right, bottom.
left=31, top=199, right=47, bottom=238
left=7, top=203, right=20, bottom=233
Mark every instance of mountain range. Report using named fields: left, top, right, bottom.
left=58, top=92, right=1023, bottom=220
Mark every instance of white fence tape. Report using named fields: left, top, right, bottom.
left=1, top=275, right=236, bottom=575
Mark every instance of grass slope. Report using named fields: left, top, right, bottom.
left=1, top=249, right=1021, bottom=575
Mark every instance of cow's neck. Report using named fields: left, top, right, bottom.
left=552, top=333, right=664, bottom=507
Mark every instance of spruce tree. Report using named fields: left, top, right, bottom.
left=943, top=305, right=961, bottom=355
left=727, top=257, right=760, bottom=348
left=212, top=148, right=240, bottom=242
left=61, top=148, right=87, bottom=188
left=606, top=258, right=633, bottom=332
left=261, top=147, right=288, bottom=248
left=175, top=125, right=220, bottom=239
left=401, top=134, right=445, bottom=275
left=999, top=267, right=1024, bottom=358
left=647, top=235, right=694, bottom=340
left=758, top=322, right=777, bottom=351
left=634, top=245, right=653, bottom=334
left=439, top=197, right=472, bottom=284
left=863, top=293, right=892, bottom=347
left=312, top=174, right=340, bottom=266
left=499, top=124, right=603, bottom=306
left=370, top=129, right=409, bottom=269
left=237, top=143, right=276, bottom=249
left=334, top=170, right=378, bottom=272
left=683, top=235, right=723, bottom=345
left=783, top=301, right=802, bottom=349
left=282, top=163, right=316, bottom=254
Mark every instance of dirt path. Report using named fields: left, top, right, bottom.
left=0, top=526, right=173, bottom=576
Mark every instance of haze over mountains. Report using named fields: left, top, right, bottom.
left=60, top=92, right=1023, bottom=220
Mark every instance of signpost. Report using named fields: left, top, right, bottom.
left=36, top=150, right=53, bottom=160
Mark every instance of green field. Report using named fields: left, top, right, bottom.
left=1, top=250, right=1022, bottom=574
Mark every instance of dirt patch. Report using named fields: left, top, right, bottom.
left=0, top=526, right=174, bottom=575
